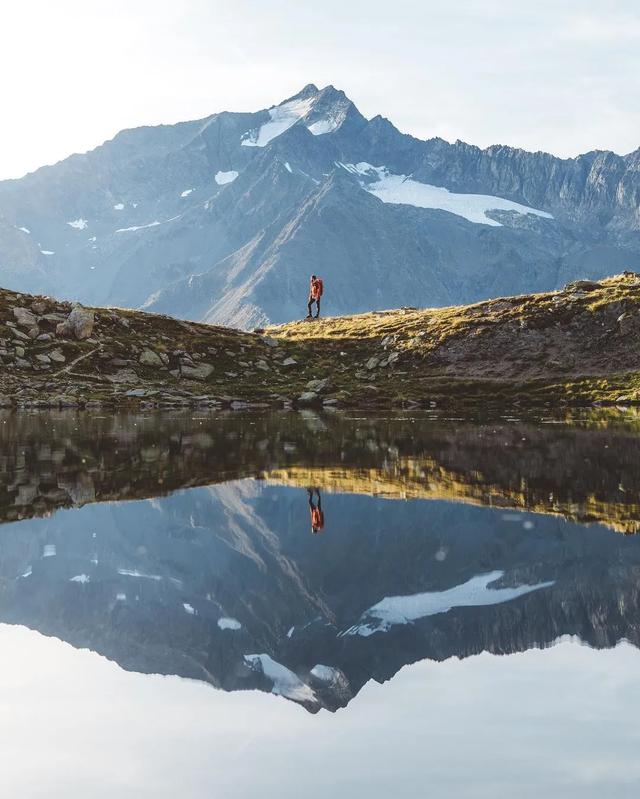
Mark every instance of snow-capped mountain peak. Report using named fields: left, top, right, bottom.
left=241, top=84, right=362, bottom=147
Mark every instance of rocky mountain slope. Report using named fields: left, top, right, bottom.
left=0, top=84, right=639, bottom=327
left=3, top=273, right=640, bottom=409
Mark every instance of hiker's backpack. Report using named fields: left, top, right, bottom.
left=316, top=278, right=324, bottom=297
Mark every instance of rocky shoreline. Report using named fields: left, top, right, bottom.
left=3, top=273, right=640, bottom=410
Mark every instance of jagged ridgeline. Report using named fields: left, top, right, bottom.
left=3, top=409, right=640, bottom=532
left=3, top=274, right=640, bottom=409
left=1, top=84, right=639, bottom=328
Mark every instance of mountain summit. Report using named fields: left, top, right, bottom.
left=0, top=85, right=638, bottom=327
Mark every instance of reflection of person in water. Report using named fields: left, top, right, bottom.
left=307, top=488, right=325, bottom=534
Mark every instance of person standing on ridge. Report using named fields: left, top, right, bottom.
left=307, top=274, right=323, bottom=319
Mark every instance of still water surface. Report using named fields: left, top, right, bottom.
left=1, top=409, right=640, bottom=796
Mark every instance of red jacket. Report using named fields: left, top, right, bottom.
left=310, top=277, right=323, bottom=300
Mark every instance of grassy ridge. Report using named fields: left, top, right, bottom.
left=2, top=273, right=640, bottom=408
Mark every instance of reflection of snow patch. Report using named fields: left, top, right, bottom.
left=339, top=162, right=553, bottom=227
left=215, top=170, right=238, bottom=185
left=180, top=189, right=194, bottom=198
left=287, top=626, right=295, bottom=638
left=217, top=617, right=241, bottom=630
left=244, top=654, right=317, bottom=703
left=70, top=574, right=90, bottom=584
left=40, top=250, right=55, bottom=255
left=310, top=664, right=339, bottom=682
left=21, top=567, right=32, bottom=579
left=343, top=570, right=554, bottom=637
left=67, top=218, right=88, bottom=230
left=43, top=545, right=56, bottom=558
left=283, top=162, right=292, bottom=173
left=118, top=568, right=162, bottom=581
left=113, top=203, right=124, bottom=210
left=116, top=593, right=127, bottom=601
left=183, top=603, right=196, bottom=615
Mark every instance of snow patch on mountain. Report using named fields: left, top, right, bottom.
left=17, top=226, right=30, bottom=234
left=180, top=188, right=194, bottom=198
left=118, top=568, right=162, bottom=581
left=115, top=215, right=180, bottom=233
left=244, top=654, right=317, bottom=703
left=40, top=250, right=55, bottom=255
left=67, top=218, right=88, bottom=230
left=283, top=162, right=293, bottom=173
left=340, top=163, right=553, bottom=227
left=215, top=170, right=238, bottom=185
left=342, top=570, right=555, bottom=637
left=217, top=617, right=241, bottom=630
left=308, top=118, right=340, bottom=136
left=241, top=96, right=315, bottom=147
left=113, top=203, right=124, bottom=210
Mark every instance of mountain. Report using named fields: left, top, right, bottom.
left=0, top=84, right=639, bottom=328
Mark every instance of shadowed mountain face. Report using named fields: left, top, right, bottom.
left=1, top=84, right=639, bottom=327
left=2, top=410, right=640, bottom=712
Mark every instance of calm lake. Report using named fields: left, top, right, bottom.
left=1, top=409, right=640, bottom=797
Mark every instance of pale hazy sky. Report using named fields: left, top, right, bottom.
left=1, top=0, right=639, bottom=180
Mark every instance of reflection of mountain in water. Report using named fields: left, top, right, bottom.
left=3, top=444, right=640, bottom=711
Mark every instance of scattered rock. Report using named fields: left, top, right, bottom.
left=13, top=307, right=37, bottom=328
left=281, top=357, right=297, bottom=367
left=298, top=391, right=319, bottom=403
left=139, top=349, right=164, bottom=367
left=56, top=304, right=94, bottom=340
left=48, top=349, right=66, bottom=364
left=306, top=378, right=329, bottom=392
left=563, top=279, right=602, bottom=292
left=181, top=363, right=214, bottom=380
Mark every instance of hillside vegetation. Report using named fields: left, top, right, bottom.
left=2, top=273, right=640, bottom=409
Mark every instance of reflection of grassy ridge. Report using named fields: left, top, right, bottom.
left=2, top=409, right=640, bottom=532
left=263, top=460, right=640, bottom=535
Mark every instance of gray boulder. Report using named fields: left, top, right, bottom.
left=56, top=305, right=94, bottom=340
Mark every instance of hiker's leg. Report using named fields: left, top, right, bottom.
left=307, top=298, right=313, bottom=317
left=315, top=298, right=321, bottom=318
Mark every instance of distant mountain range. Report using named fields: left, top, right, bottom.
left=1, top=83, right=639, bottom=327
